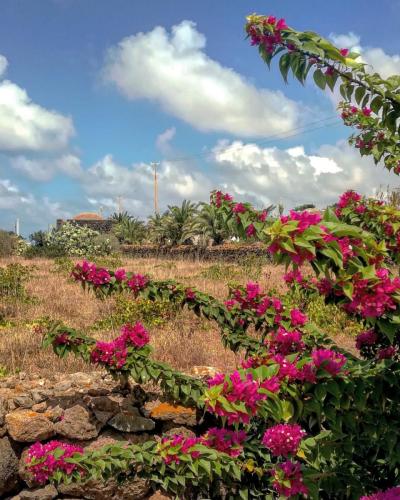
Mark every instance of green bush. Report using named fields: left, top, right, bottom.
left=92, top=294, right=178, bottom=330
left=45, top=222, right=116, bottom=257
left=0, top=230, right=18, bottom=257
left=0, top=263, right=34, bottom=320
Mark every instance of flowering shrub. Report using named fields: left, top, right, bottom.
left=29, top=12, right=400, bottom=498
left=45, top=222, right=115, bottom=257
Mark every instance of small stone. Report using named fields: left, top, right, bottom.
left=30, top=390, right=49, bottom=404
left=31, top=402, right=47, bottom=413
left=0, top=436, right=19, bottom=496
left=45, top=405, right=63, bottom=422
left=162, top=426, right=196, bottom=439
left=143, top=401, right=197, bottom=426
left=54, top=404, right=101, bottom=440
left=108, top=407, right=155, bottom=433
left=147, top=491, right=172, bottom=500
left=87, top=394, right=123, bottom=424
left=53, top=381, right=72, bottom=392
left=6, top=410, right=54, bottom=442
left=14, top=396, right=34, bottom=409
left=18, top=484, right=58, bottom=499
left=0, top=398, right=6, bottom=426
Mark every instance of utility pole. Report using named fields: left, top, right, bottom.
left=15, top=218, right=20, bottom=236
left=116, top=196, right=123, bottom=214
left=151, top=162, right=160, bottom=214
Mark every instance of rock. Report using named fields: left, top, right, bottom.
left=54, top=404, right=101, bottom=440
left=162, top=426, right=196, bottom=439
left=108, top=407, right=155, bottom=433
left=30, top=390, right=49, bottom=404
left=85, top=430, right=153, bottom=451
left=6, top=410, right=54, bottom=442
left=87, top=395, right=123, bottom=424
left=146, top=491, right=172, bottom=500
left=189, top=365, right=219, bottom=379
left=143, top=401, right=197, bottom=426
left=0, top=436, right=19, bottom=495
left=31, top=402, right=47, bottom=413
left=58, top=476, right=149, bottom=499
left=14, top=396, right=34, bottom=409
left=17, top=484, right=58, bottom=499
left=0, top=397, right=7, bottom=425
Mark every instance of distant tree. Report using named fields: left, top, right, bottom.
left=165, top=200, right=199, bottom=245
left=29, top=230, right=47, bottom=247
left=110, top=211, right=132, bottom=224
left=293, top=203, right=316, bottom=211
left=184, top=203, right=228, bottom=246
left=113, top=217, right=146, bottom=244
left=147, top=212, right=169, bottom=245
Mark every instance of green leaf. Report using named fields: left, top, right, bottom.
left=355, top=86, right=366, bottom=105
left=313, top=69, right=326, bottom=90
left=279, top=53, right=291, bottom=83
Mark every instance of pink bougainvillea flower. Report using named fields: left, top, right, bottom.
left=262, top=423, right=305, bottom=457
left=340, top=48, right=349, bottom=57
left=360, top=486, right=400, bottom=500
left=272, top=460, right=308, bottom=497
left=312, top=349, right=347, bottom=376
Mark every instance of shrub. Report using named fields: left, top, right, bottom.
left=0, top=263, right=34, bottom=320
left=0, top=230, right=18, bottom=257
left=92, top=293, right=178, bottom=330
left=45, top=222, right=115, bottom=257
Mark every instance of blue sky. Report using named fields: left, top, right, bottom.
left=0, top=0, right=399, bottom=235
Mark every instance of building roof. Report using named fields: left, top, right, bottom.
left=73, top=212, right=104, bottom=221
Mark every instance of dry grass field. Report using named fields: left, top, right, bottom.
left=0, top=256, right=357, bottom=378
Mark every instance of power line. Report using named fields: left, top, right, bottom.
left=157, top=114, right=340, bottom=164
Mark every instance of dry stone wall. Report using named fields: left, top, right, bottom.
left=0, top=370, right=203, bottom=499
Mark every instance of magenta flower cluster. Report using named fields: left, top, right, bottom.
left=25, top=441, right=84, bottom=484
left=202, top=428, right=247, bottom=458
left=262, top=423, right=305, bottom=457
left=272, top=460, right=308, bottom=497
left=246, top=16, right=288, bottom=54
left=90, top=322, right=150, bottom=369
left=71, top=260, right=111, bottom=286
left=206, top=370, right=277, bottom=425
left=360, top=487, right=400, bottom=500
left=312, top=349, right=347, bottom=376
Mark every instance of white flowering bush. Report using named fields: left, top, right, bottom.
left=45, top=222, right=114, bottom=257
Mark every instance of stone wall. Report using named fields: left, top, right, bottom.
left=121, top=243, right=270, bottom=262
left=0, top=370, right=208, bottom=499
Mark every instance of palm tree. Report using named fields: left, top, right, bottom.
left=147, top=212, right=170, bottom=245
left=165, top=200, right=199, bottom=245
left=113, top=216, right=146, bottom=244
left=110, top=211, right=132, bottom=224
left=184, top=203, right=228, bottom=246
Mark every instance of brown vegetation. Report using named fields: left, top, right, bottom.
left=0, top=257, right=356, bottom=378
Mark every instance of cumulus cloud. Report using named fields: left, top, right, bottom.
left=81, top=153, right=211, bottom=215
left=211, top=140, right=397, bottom=209
left=103, top=20, right=301, bottom=137
left=330, top=33, right=400, bottom=78
left=10, top=154, right=83, bottom=181
left=0, top=176, right=72, bottom=233
left=0, top=81, right=74, bottom=152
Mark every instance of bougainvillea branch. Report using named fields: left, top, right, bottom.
left=245, top=14, right=400, bottom=174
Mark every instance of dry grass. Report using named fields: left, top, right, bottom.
left=0, top=256, right=357, bottom=378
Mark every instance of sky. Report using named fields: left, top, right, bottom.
left=1, top=0, right=400, bottom=236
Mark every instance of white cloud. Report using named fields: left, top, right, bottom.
left=330, top=33, right=400, bottom=78
left=10, top=154, right=83, bottom=181
left=103, top=20, right=301, bottom=137
left=0, top=81, right=74, bottom=152
left=211, top=139, right=397, bottom=209
left=0, top=55, right=8, bottom=78
left=156, top=127, right=176, bottom=154
left=81, top=154, right=211, bottom=215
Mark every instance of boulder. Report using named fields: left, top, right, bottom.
left=0, top=436, right=19, bottom=496
left=58, top=476, right=149, bottom=499
left=54, top=404, right=101, bottom=440
left=143, top=401, right=197, bottom=426
left=108, top=407, right=155, bottom=433
left=6, top=410, right=54, bottom=442
left=15, top=484, right=58, bottom=499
